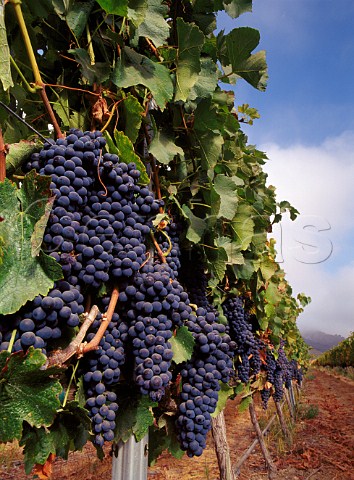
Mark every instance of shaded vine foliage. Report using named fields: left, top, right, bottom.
left=0, top=0, right=310, bottom=473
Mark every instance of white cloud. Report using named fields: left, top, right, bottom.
left=262, top=131, right=354, bottom=337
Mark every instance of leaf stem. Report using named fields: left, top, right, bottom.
left=86, top=24, right=95, bottom=65
left=62, top=360, right=80, bottom=408
left=10, top=0, right=63, bottom=138
left=7, top=329, right=17, bottom=353
left=10, top=56, right=37, bottom=94
left=0, top=129, right=7, bottom=182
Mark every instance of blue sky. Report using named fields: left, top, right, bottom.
left=219, top=0, right=354, bottom=146
left=219, top=1, right=354, bottom=336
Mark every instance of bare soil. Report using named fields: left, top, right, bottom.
left=1, top=367, right=353, bottom=480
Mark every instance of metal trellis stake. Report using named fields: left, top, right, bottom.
left=112, top=434, right=149, bottom=480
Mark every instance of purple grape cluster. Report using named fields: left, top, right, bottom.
left=0, top=280, right=84, bottom=353
left=222, top=297, right=261, bottom=383
left=82, top=299, right=128, bottom=447
left=177, top=307, right=235, bottom=456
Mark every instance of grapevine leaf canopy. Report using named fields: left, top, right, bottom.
left=20, top=402, right=91, bottom=474
left=218, top=27, right=268, bottom=90
left=216, top=0, right=253, bottom=18
left=0, top=173, right=63, bottom=315
left=112, top=46, right=173, bottom=108
left=96, top=0, right=129, bottom=16
left=149, top=129, right=184, bottom=165
left=136, top=0, right=170, bottom=47
left=122, top=94, right=145, bottom=144
left=0, top=348, right=62, bottom=443
left=174, top=18, right=205, bottom=102
left=115, top=395, right=157, bottom=443
left=0, top=0, right=311, bottom=465
left=5, top=141, right=40, bottom=176
left=65, top=0, right=96, bottom=37
left=104, top=130, right=150, bottom=185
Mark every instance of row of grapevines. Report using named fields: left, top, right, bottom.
left=314, top=333, right=354, bottom=368
left=0, top=0, right=310, bottom=474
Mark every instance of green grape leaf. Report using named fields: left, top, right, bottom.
left=211, top=382, right=234, bottom=417
left=6, top=141, right=40, bottom=175
left=187, top=57, right=218, bottom=102
left=231, top=202, right=255, bottom=250
left=128, top=0, right=148, bottom=27
left=149, top=130, right=184, bottom=165
left=170, top=326, right=195, bottom=364
left=212, top=174, right=240, bottom=220
left=0, top=348, right=62, bottom=443
left=112, top=46, right=173, bottom=109
left=0, top=173, right=63, bottom=315
left=115, top=130, right=149, bottom=184
left=149, top=417, right=184, bottom=466
left=216, top=236, right=244, bottom=265
left=218, top=27, right=268, bottom=91
left=137, top=0, right=169, bottom=47
left=96, top=0, right=128, bottom=15
left=51, top=0, right=72, bottom=18
left=174, top=18, right=205, bottom=102
left=115, top=395, right=157, bottom=443
left=66, top=0, right=95, bottom=37
left=197, top=131, right=224, bottom=177
left=259, top=256, right=278, bottom=282
left=103, top=131, right=149, bottom=184
left=181, top=205, right=206, bottom=244
left=216, top=0, right=253, bottom=18
left=20, top=424, right=56, bottom=474
left=206, top=243, right=228, bottom=282
left=69, top=48, right=110, bottom=85
left=123, top=94, right=144, bottom=143
left=20, top=401, right=91, bottom=474
left=265, top=280, right=282, bottom=307
left=74, top=377, right=87, bottom=409
left=0, top=2, right=14, bottom=90
left=31, top=196, right=55, bottom=257
left=238, top=395, right=253, bottom=412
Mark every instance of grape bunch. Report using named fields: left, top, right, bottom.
left=26, top=128, right=161, bottom=290
left=261, top=348, right=284, bottom=407
left=289, top=359, right=303, bottom=386
left=118, top=259, right=189, bottom=401
left=81, top=296, right=128, bottom=446
left=222, top=297, right=261, bottom=383
left=0, top=280, right=84, bottom=354
left=177, top=307, right=235, bottom=456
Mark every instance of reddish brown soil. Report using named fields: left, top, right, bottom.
left=1, top=367, right=353, bottom=480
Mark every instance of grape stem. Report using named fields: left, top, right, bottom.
left=9, top=0, right=63, bottom=138
left=81, top=286, right=120, bottom=354
left=62, top=360, right=80, bottom=408
left=150, top=231, right=167, bottom=264
left=46, top=305, right=100, bottom=367
left=0, top=129, right=8, bottom=182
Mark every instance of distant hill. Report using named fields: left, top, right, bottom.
left=301, top=330, right=345, bottom=356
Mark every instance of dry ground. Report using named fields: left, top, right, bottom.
left=1, top=367, right=353, bottom=480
